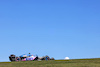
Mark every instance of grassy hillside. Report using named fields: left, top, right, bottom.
left=0, top=58, right=100, bottom=67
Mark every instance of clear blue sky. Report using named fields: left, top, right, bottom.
left=0, top=0, right=100, bottom=62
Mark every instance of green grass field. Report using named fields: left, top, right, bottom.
left=0, top=58, right=100, bottom=67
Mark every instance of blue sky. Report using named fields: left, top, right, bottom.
left=0, top=0, right=100, bottom=62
